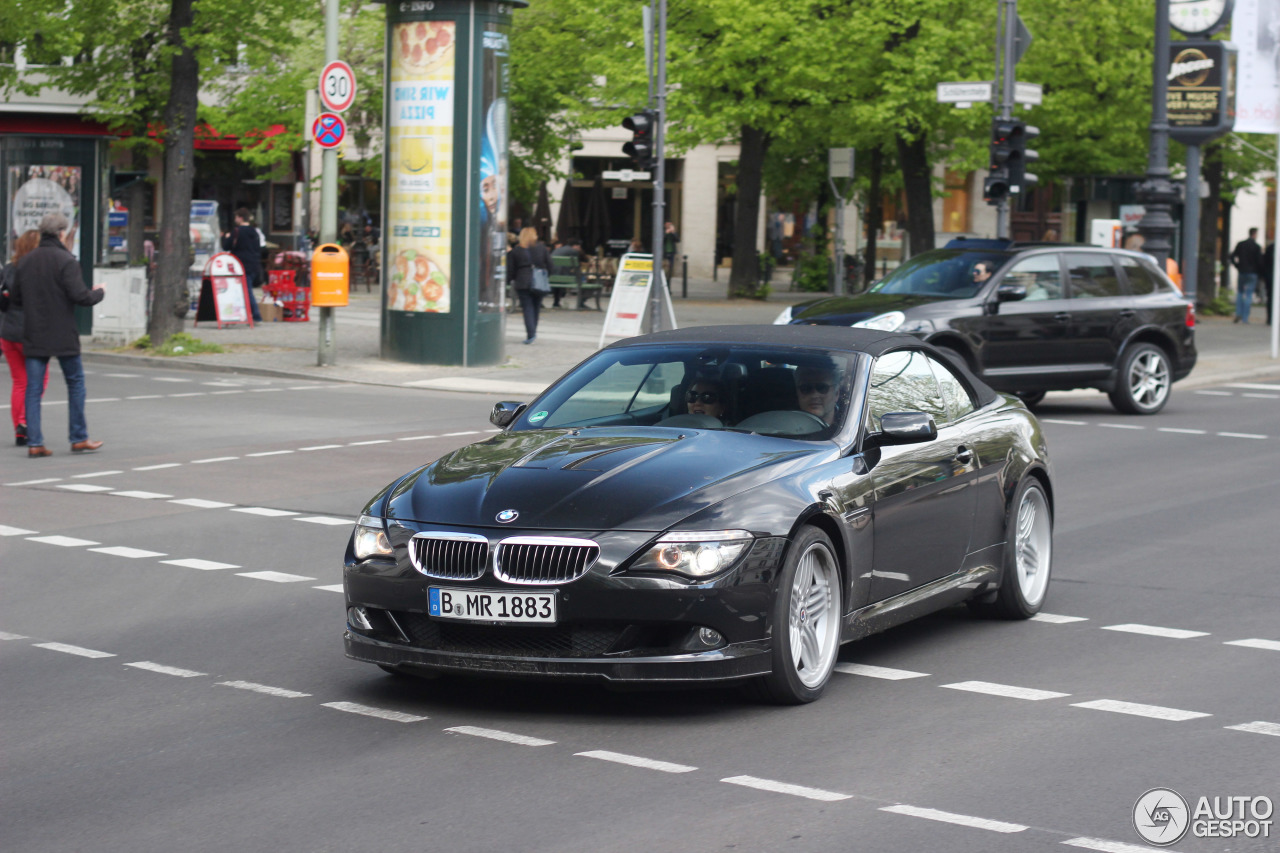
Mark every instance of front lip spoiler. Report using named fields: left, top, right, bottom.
left=345, top=631, right=772, bottom=683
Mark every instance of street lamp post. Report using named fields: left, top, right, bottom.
left=1136, top=0, right=1179, bottom=270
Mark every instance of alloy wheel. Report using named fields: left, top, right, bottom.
left=1014, top=485, right=1052, bottom=608
left=788, top=542, right=840, bottom=688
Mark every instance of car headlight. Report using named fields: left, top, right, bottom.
left=852, top=310, right=905, bottom=331
left=352, top=514, right=393, bottom=560
left=773, top=305, right=794, bottom=325
left=897, top=317, right=935, bottom=334
left=632, top=530, right=753, bottom=578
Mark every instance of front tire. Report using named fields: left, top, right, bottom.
left=983, top=476, right=1053, bottom=619
left=1109, top=343, right=1171, bottom=414
left=750, top=526, right=842, bottom=704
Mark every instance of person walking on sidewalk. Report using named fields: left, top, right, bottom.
left=1, top=229, right=48, bottom=445
left=508, top=226, right=550, bottom=344
left=1230, top=228, right=1264, bottom=324
left=221, top=207, right=264, bottom=322
left=10, top=212, right=105, bottom=457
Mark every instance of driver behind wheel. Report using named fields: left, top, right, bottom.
left=795, top=361, right=840, bottom=424
left=685, top=377, right=728, bottom=423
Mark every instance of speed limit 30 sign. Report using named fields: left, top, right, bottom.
left=319, top=60, right=356, bottom=113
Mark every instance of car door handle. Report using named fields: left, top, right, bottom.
left=1118, top=309, right=1136, bottom=318
left=954, top=446, right=974, bottom=465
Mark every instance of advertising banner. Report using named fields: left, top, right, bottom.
left=478, top=26, right=510, bottom=314
left=8, top=165, right=81, bottom=259
left=386, top=20, right=456, bottom=313
left=1167, top=41, right=1236, bottom=143
left=599, top=254, right=677, bottom=345
left=1232, top=0, right=1280, bottom=134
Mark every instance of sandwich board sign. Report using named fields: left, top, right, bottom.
left=598, top=253, right=677, bottom=346
left=195, top=252, right=254, bottom=328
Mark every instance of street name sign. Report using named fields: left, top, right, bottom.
left=601, top=169, right=652, bottom=182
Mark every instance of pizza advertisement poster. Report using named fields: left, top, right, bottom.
left=386, top=20, right=456, bottom=314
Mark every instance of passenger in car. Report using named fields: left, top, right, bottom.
left=795, top=362, right=840, bottom=424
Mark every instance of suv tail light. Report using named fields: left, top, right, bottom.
left=1185, top=303, right=1196, bottom=328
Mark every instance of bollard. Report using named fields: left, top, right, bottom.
left=682, top=254, right=688, bottom=298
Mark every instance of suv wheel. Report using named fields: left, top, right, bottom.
left=1109, top=343, right=1171, bottom=415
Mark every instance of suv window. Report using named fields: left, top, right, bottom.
left=1003, top=254, right=1064, bottom=300
left=1066, top=253, right=1123, bottom=298
left=1118, top=256, right=1158, bottom=295
left=867, top=350, right=949, bottom=431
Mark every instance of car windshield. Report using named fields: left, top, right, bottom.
left=870, top=249, right=1012, bottom=298
left=510, top=344, right=860, bottom=440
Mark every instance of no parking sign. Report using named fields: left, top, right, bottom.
left=312, top=113, right=346, bottom=149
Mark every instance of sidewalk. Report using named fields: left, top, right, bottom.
left=82, top=278, right=1280, bottom=397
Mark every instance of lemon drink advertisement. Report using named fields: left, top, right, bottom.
left=386, top=20, right=456, bottom=314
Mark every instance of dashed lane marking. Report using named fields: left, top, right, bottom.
left=246, top=450, right=295, bottom=457
left=230, top=507, right=299, bottom=517
left=1071, top=699, right=1211, bottom=721
left=169, top=498, right=234, bottom=508
left=1102, top=623, right=1209, bottom=639
left=347, top=439, right=390, bottom=446
left=1041, top=418, right=1087, bottom=425
left=33, top=642, right=115, bottom=659
left=0, top=525, right=38, bottom=536
left=1195, top=390, right=1233, bottom=396
left=721, top=775, right=850, bottom=802
left=294, top=516, right=351, bottom=526
left=133, top=463, right=180, bottom=471
left=1242, top=393, right=1279, bottom=399
left=1225, top=721, right=1280, bottom=737
left=236, top=571, right=314, bottom=583
left=161, top=558, right=239, bottom=571
left=942, top=681, right=1070, bottom=701
left=1031, top=613, right=1089, bottom=623
left=169, top=392, right=205, bottom=398
left=210, top=390, right=245, bottom=395
left=152, top=377, right=192, bottom=383
left=72, top=470, right=123, bottom=478
left=1098, top=423, right=1144, bottom=430
left=313, top=584, right=344, bottom=593
left=880, top=804, right=1026, bottom=833
left=90, top=546, right=167, bottom=559
left=1063, top=837, right=1160, bottom=853
left=126, top=395, right=164, bottom=400
left=1218, top=431, right=1268, bottom=439
left=217, top=680, right=311, bottom=699
left=448, top=726, right=556, bottom=746
left=578, top=750, right=697, bottom=773
left=1225, top=638, right=1280, bottom=651
left=57, top=484, right=114, bottom=493
left=4, top=478, right=61, bottom=486
left=299, top=444, right=344, bottom=451
left=192, top=456, right=239, bottom=464
left=27, top=535, right=99, bottom=547
left=0, top=631, right=29, bottom=640
left=110, top=491, right=173, bottom=500
left=835, top=663, right=930, bottom=680
left=1227, top=383, right=1280, bottom=391
left=125, top=661, right=204, bottom=677
left=442, top=431, right=480, bottom=437
left=321, top=701, right=428, bottom=723
left=1157, top=427, right=1206, bottom=434
left=396, top=435, right=439, bottom=441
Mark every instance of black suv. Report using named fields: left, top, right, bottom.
left=777, top=239, right=1197, bottom=414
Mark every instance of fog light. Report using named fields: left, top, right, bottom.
left=348, top=606, right=373, bottom=631
left=698, top=627, right=723, bottom=647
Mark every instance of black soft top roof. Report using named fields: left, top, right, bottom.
left=611, top=324, right=1002, bottom=408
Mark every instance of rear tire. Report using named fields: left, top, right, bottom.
left=1108, top=343, right=1171, bottom=415
left=1014, top=390, right=1046, bottom=409
left=748, top=526, right=842, bottom=704
left=983, top=476, right=1053, bottom=619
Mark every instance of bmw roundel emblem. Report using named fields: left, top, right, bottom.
left=496, top=509, right=519, bottom=524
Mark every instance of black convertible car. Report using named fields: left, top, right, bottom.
left=344, top=326, right=1054, bottom=704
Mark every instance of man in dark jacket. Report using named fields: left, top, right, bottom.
left=1230, top=228, right=1264, bottom=324
left=11, top=212, right=105, bottom=457
left=221, top=207, right=264, bottom=322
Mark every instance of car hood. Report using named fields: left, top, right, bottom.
left=791, top=292, right=951, bottom=325
left=385, top=427, right=826, bottom=532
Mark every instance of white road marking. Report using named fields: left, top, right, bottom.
left=246, top=450, right=294, bottom=457
left=85, top=397, right=120, bottom=403
left=1225, top=721, right=1280, bottom=737
left=347, top=439, right=390, bottom=446
left=34, top=642, right=115, bottom=659
left=134, top=463, right=181, bottom=471
left=4, top=478, right=62, bottom=486
left=300, top=444, right=344, bottom=451
left=1041, top=418, right=1087, bottom=425
left=1098, top=423, right=1144, bottom=430
left=880, top=804, right=1026, bottom=833
left=447, top=726, right=555, bottom=746
left=126, top=395, right=164, bottom=400
left=169, top=498, right=234, bottom=508
left=942, top=681, right=1069, bottom=701
left=295, top=516, right=352, bottom=526
left=236, top=571, right=315, bottom=583
left=578, top=750, right=697, bottom=773
left=0, top=631, right=30, bottom=640
left=288, top=386, right=326, bottom=391
left=835, top=663, right=930, bottom=680
left=72, top=470, right=123, bottom=478
left=27, top=535, right=99, bottom=547
left=90, top=546, right=167, bottom=559
left=218, top=680, right=311, bottom=698
left=58, top=484, right=114, bottom=493
left=1071, top=699, right=1210, bottom=721
left=192, top=456, right=239, bottom=464
left=1157, top=427, right=1206, bottom=434
left=397, top=435, right=438, bottom=441
left=1101, top=623, right=1208, bottom=639
left=0, top=525, right=38, bottom=536
left=1031, top=613, right=1089, bottom=624
left=103, top=373, right=140, bottom=378
left=125, top=661, right=204, bottom=677
left=321, top=701, right=427, bottom=723
left=1225, top=638, right=1280, bottom=651
left=721, top=775, right=849, bottom=801
left=1217, top=432, right=1268, bottom=439
left=1063, top=837, right=1161, bottom=853
left=153, top=377, right=192, bottom=383
left=442, top=431, right=480, bottom=437
left=1227, top=382, right=1280, bottom=391
left=231, top=507, right=299, bottom=517
left=210, top=390, right=245, bottom=395
left=110, top=491, right=173, bottom=499
left=251, top=388, right=275, bottom=393
left=1195, top=390, right=1233, bottom=396
left=313, top=584, right=345, bottom=592
left=1242, top=393, right=1279, bottom=399
left=162, top=558, right=239, bottom=571
left=169, top=392, right=205, bottom=397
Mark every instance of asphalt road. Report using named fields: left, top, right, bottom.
left=4, top=366, right=1279, bottom=853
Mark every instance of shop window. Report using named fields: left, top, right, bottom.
left=942, top=170, right=971, bottom=233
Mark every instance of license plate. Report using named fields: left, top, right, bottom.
left=428, top=587, right=557, bottom=624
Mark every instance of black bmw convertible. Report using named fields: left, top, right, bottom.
left=344, top=325, right=1054, bottom=704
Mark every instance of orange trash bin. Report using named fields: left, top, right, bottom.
left=311, top=243, right=350, bottom=307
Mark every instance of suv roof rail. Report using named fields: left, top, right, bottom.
left=944, top=237, right=1014, bottom=250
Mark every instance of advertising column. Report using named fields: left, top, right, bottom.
left=381, top=0, right=523, bottom=365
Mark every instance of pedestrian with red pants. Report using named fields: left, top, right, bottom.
left=10, top=212, right=106, bottom=457
left=0, top=229, right=47, bottom=446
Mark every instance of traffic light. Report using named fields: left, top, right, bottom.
left=985, top=118, right=1039, bottom=202
left=1007, top=121, right=1039, bottom=194
left=622, top=110, right=656, bottom=171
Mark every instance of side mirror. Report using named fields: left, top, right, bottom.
left=489, top=401, right=525, bottom=428
left=867, top=412, right=938, bottom=447
left=996, top=282, right=1027, bottom=303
